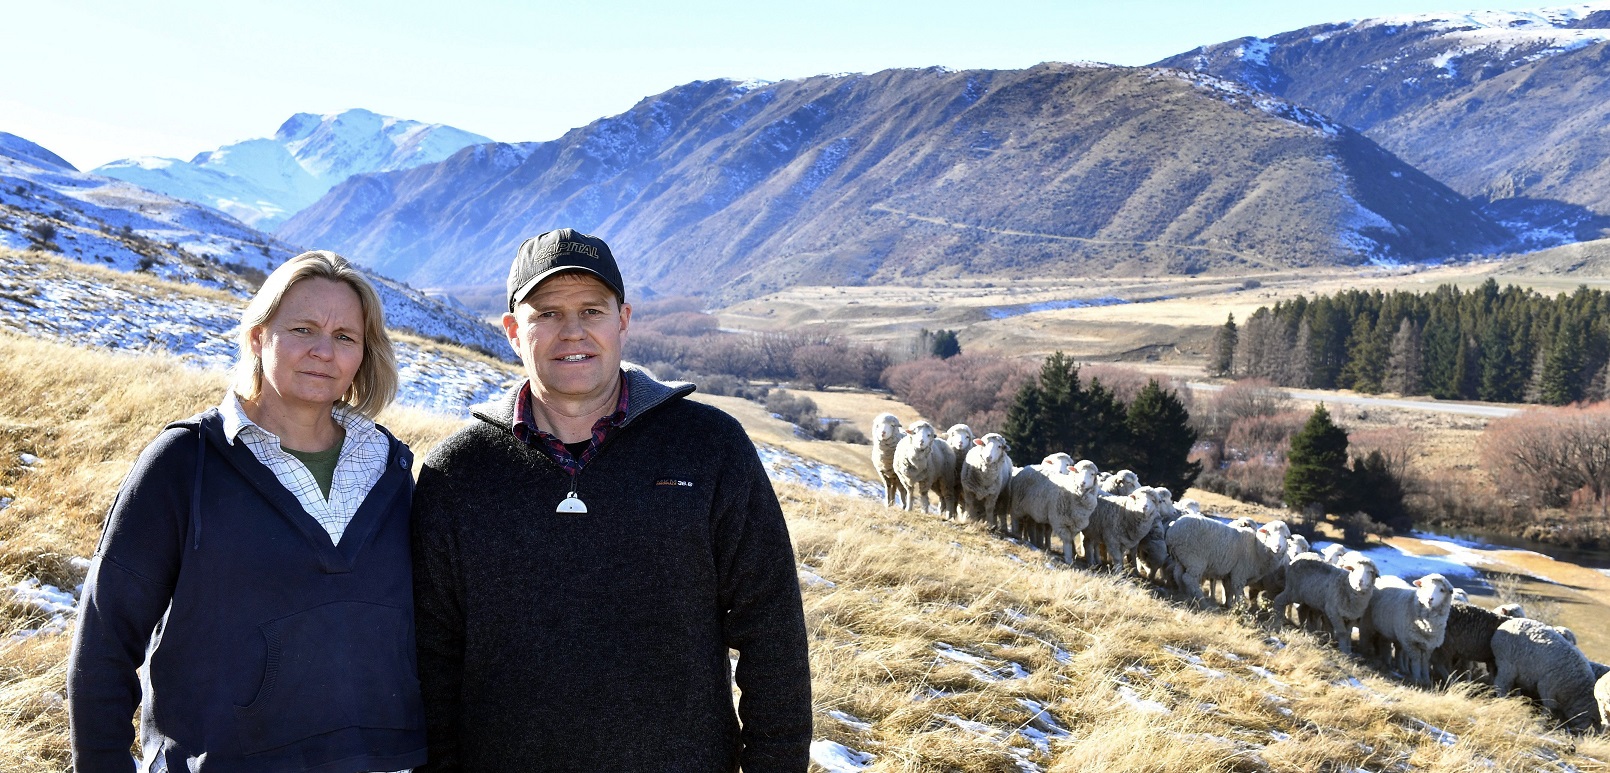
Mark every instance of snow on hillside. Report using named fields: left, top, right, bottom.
left=1353, top=3, right=1610, bottom=74
left=95, top=109, right=492, bottom=229
left=0, top=253, right=515, bottom=416
left=1, top=131, right=510, bottom=358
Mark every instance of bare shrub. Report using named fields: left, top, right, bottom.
left=1481, top=403, right=1610, bottom=510
left=792, top=344, right=856, bottom=391
left=882, top=354, right=1035, bottom=432
left=1195, top=457, right=1288, bottom=506
left=1224, top=409, right=1309, bottom=463
left=1192, top=378, right=1292, bottom=439
left=831, top=423, right=869, bottom=445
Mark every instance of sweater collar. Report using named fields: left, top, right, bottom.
left=476, top=365, right=695, bottom=434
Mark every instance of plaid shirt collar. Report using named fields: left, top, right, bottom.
left=512, top=372, right=630, bottom=475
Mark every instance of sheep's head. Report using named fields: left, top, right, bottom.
left=1286, top=534, right=1311, bottom=561
left=1340, top=553, right=1379, bottom=592
left=906, top=420, right=937, bottom=450
left=1494, top=603, right=1527, bottom=619
left=1411, top=573, right=1453, bottom=610
left=1320, top=544, right=1347, bottom=565
left=1132, top=487, right=1162, bottom=520
left=1553, top=625, right=1578, bottom=646
left=1070, top=460, right=1099, bottom=494
left=1177, top=498, right=1201, bottom=516
left=873, top=413, right=903, bottom=443
left=1228, top=517, right=1257, bottom=530
left=1256, top=520, right=1290, bottom=556
left=1041, top=453, right=1074, bottom=475
left=974, top=433, right=1009, bottom=464
left=945, top=424, right=976, bottom=448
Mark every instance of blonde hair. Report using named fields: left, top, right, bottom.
left=231, top=251, right=397, bottom=418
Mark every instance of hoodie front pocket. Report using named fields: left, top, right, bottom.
left=232, top=600, right=421, bottom=755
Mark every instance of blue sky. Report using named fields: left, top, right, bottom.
left=2, top=0, right=1568, bottom=169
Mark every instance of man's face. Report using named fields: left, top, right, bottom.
left=502, top=272, right=631, bottom=405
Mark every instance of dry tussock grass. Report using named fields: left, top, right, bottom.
left=0, top=332, right=465, bottom=771
left=784, top=483, right=1609, bottom=772
left=2, top=332, right=1606, bottom=771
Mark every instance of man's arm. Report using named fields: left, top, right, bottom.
left=68, top=429, right=191, bottom=773
left=712, top=432, right=812, bottom=773
left=412, top=457, right=468, bottom=773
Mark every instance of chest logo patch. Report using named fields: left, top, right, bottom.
left=655, top=479, right=695, bottom=488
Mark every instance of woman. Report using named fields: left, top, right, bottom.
left=67, top=251, right=426, bottom=773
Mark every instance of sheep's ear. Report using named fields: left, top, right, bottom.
left=974, top=438, right=984, bottom=446
left=1412, top=578, right=1423, bottom=587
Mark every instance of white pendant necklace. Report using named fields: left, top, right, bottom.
left=557, top=489, right=587, bottom=513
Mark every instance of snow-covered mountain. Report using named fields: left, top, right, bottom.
left=1153, top=3, right=1610, bottom=246
left=0, top=131, right=511, bottom=358
left=94, top=109, right=491, bottom=229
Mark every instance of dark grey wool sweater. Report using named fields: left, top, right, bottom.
left=411, top=368, right=811, bottom=772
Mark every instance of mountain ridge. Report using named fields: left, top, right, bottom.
left=280, top=65, right=1509, bottom=307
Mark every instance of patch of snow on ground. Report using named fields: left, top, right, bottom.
left=1235, top=38, right=1275, bottom=67
left=1311, top=536, right=1489, bottom=581
left=809, top=739, right=875, bottom=772
left=827, top=710, right=872, bottom=732
left=9, top=578, right=78, bottom=641
left=754, top=445, right=882, bottom=499
left=1116, top=684, right=1171, bottom=714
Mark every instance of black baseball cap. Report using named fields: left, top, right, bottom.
left=506, top=228, right=626, bottom=312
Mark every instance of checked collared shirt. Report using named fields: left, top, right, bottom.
left=218, top=391, right=390, bottom=545
left=511, top=373, right=630, bottom=473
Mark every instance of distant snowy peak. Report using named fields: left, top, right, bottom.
left=1354, top=3, right=1610, bottom=32
left=93, top=109, right=491, bottom=229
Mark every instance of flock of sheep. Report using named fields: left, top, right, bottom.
left=870, top=413, right=1610, bottom=733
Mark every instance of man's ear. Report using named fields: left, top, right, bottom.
left=502, top=312, right=520, bottom=353
left=618, top=301, right=632, bottom=333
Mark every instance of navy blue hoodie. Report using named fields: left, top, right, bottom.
left=68, top=408, right=427, bottom=773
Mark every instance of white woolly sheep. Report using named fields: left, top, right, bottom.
left=1098, top=469, right=1141, bottom=496
left=1494, top=603, right=1527, bottom=619
left=1492, top=616, right=1602, bottom=731
left=1175, top=498, right=1202, bottom=516
left=1363, top=573, right=1454, bottom=687
left=1082, top=487, right=1163, bottom=576
left=894, top=421, right=949, bottom=515
left=1597, top=670, right=1610, bottom=731
left=1271, top=551, right=1379, bottom=655
left=1287, top=534, right=1312, bottom=561
left=1135, top=517, right=1169, bottom=585
left=1165, top=515, right=1290, bottom=607
left=871, top=413, right=906, bottom=508
left=1006, top=453, right=1080, bottom=545
left=1319, top=544, right=1348, bottom=566
left=1006, top=459, right=1099, bottom=561
left=960, top=433, right=1013, bottom=530
left=941, top=424, right=976, bottom=520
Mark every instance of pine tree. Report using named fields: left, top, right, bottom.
left=1124, top=379, right=1202, bottom=493
left=1540, top=318, right=1586, bottom=405
left=931, top=329, right=961, bottom=359
left=1079, top=377, right=1131, bottom=470
left=1383, top=318, right=1423, bottom=395
left=1037, top=352, right=1082, bottom=455
left=1346, top=450, right=1411, bottom=533
left=1001, top=380, right=1047, bottom=464
left=1210, top=314, right=1237, bottom=377
left=1283, top=404, right=1350, bottom=516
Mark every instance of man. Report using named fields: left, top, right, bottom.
left=411, top=228, right=811, bottom=772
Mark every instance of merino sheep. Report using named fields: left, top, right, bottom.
left=1598, top=671, right=1610, bottom=731
left=941, top=424, right=976, bottom=520
left=1006, top=453, right=1080, bottom=544
left=1494, top=603, right=1527, bottom=619
left=1363, top=573, right=1454, bottom=687
left=1082, top=487, right=1163, bottom=576
left=1320, top=544, right=1348, bottom=566
left=1271, top=552, right=1379, bottom=654
left=894, top=421, right=948, bottom=515
left=1165, top=515, right=1290, bottom=607
left=960, top=433, right=1013, bottom=530
left=1098, top=469, right=1141, bottom=496
left=1136, top=517, right=1170, bottom=585
left=1287, top=534, right=1312, bottom=561
left=871, top=413, right=906, bottom=508
left=1041, top=452, right=1074, bottom=476
left=1492, top=617, right=1602, bottom=731
left=1430, top=602, right=1506, bottom=684
left=1006, top=459, right=1099, bottom=561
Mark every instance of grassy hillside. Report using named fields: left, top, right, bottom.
left=4, top=332, right=1609, bottom=771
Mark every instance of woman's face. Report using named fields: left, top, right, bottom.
left=250, top=278, right=366, bottom=413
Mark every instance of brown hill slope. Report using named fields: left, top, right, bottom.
left=278, top=65, right=1507, bottom=307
